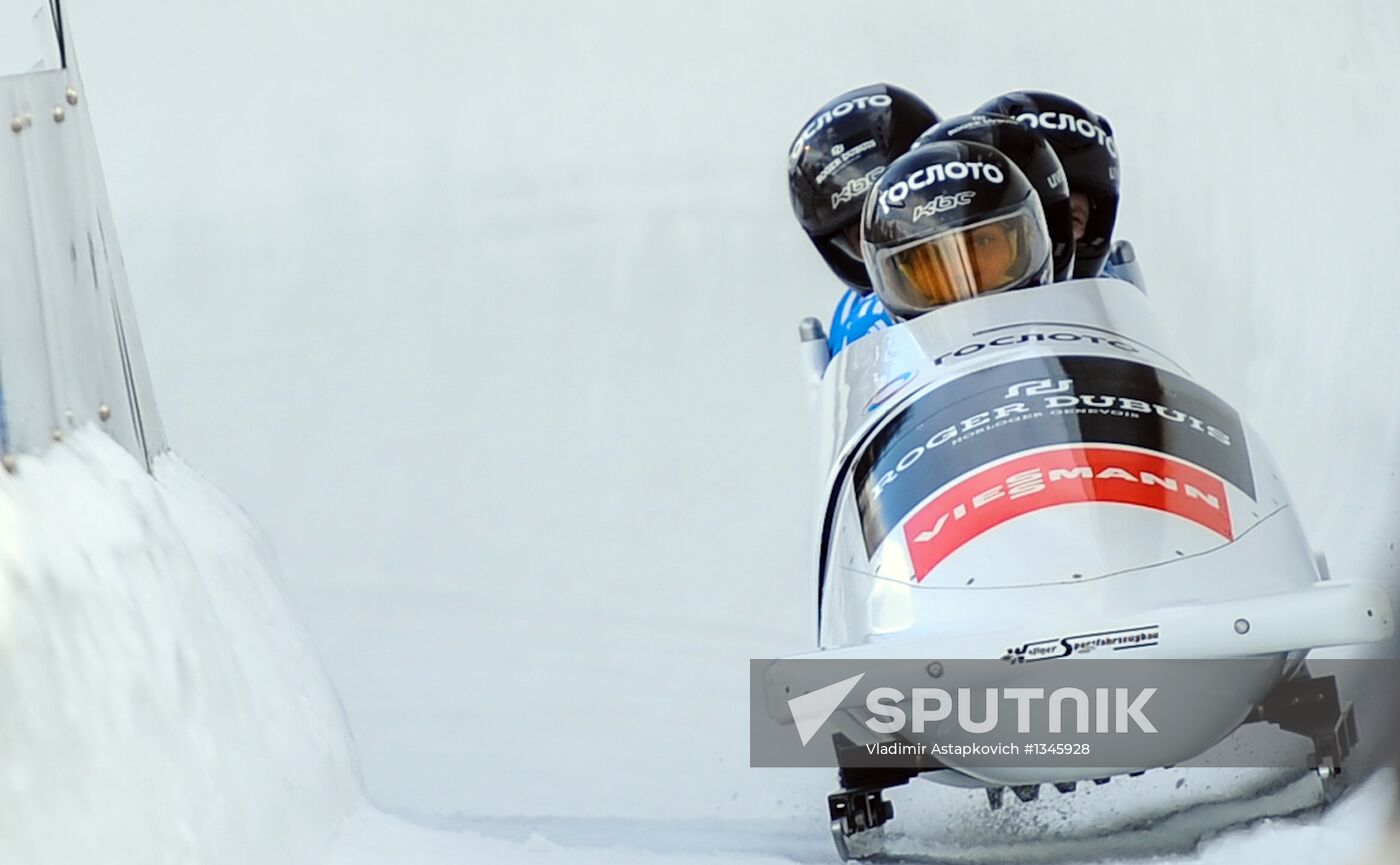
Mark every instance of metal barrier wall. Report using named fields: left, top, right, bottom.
left=0, top=2, right=165, bottom=470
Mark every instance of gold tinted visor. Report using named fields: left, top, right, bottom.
left=873, top=209, right=1049, bottom=313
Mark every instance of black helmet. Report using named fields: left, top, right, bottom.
left=861, top=141, right=1052, bottom=319
left=975, top=91, right=1119, bottom=279
left=914, top=114, right=1075, bottom=282
left=787, top=84, right=939, bottom=289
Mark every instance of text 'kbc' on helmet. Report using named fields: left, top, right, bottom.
left=976, top=91, right=1119, bottom=279
left=861, top=140, right=1053, bottom=320
left=914, top=113, right=1075, bottom=282
left=787, top=83, right=939, bottom=289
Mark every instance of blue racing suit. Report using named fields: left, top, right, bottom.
left=827, top=288, right=894, bottom=357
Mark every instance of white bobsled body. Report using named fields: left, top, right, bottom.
left=791, top=278, right=1391, bottom=784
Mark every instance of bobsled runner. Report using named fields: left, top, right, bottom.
left=771, top=278, right=1394, bottom=860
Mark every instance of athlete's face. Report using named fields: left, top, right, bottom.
left=969, top=223, right=1017, bottom=284
left=1070, top=193, right=1091, bottom=241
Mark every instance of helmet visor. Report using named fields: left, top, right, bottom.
left=871, top=206, right=1049, bottom=313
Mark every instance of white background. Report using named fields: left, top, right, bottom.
left=57, top=0, right=1400, bottom=837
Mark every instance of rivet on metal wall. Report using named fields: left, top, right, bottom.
left=51, top=429, right=63, bottom=443
left=1, top=455, right=15, bottom=474
left=65, top=410, right=75, bottom=426
left=52, top=106, right=65, bottom=123
left=98, top=404, right=111, bottom=421
left=9, top=114, right=30, bottom=133
left=65, top=87, right=79, bottom=106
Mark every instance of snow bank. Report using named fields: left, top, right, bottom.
left=0, top=429, right=359, bottom=864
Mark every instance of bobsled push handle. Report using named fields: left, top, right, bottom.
left=799, top=317, right=831, bottom=384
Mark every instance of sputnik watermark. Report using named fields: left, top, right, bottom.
left=865, top=741, right=1073, bottom=758
left=866, top=686, right=1157, bottom=734
left=753, top=658, right=1394, bottom=770
left=788, top=681, right=1155, bottom=744
left=789, top=673, right=866, bottom=745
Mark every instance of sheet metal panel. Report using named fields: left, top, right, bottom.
left=0, top=12, right=164, bottom=467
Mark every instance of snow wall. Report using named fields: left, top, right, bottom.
left=0, top=7, right=361, bottom=864
left=0, top=433, right=361, bottom=864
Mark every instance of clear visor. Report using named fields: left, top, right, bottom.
left=871, top=205, right=1050, bottom=313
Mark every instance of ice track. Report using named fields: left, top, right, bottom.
left=7, top=0, right=1400, bottom=863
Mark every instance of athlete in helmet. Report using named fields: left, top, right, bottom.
left=861, top=141, right=1052, bottom=320
left=912, top=114, right=1075, bottom=282
left=974, top=91, right=1142, bottom=288
left=787, top=84, right=938, bottom=357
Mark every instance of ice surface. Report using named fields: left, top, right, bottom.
left=317, top=774, right=1400, bottom=864
left=7, top=0, right=1397, bottom=862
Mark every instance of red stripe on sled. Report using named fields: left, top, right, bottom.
left=903, top=447, right=1233, bottom=582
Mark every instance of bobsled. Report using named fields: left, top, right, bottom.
left=769, top=278, right=1395, bottom=859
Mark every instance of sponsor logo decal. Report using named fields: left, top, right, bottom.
left=912, top=191, right=976, bottom=222
left=932, top=327, right=1140, bottom=365
left=878, top=161, right=1004, bottom=213
left=864, top=371, right=916, bottom=414
left=901, top=446, right=1233, bottom=579
left=1015, top=111, right=1118, bottom=159
left=790, top=93, right=893, bottom=159
left=815, top=138, right=878, bottom=184
left=945, top=115, right=1003, bottom=136
left=830, top=165, right=885, bottom=210
left=1002, top=625, right=1161, bottom=664
left=852, top=356, right=1253, bottom=555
